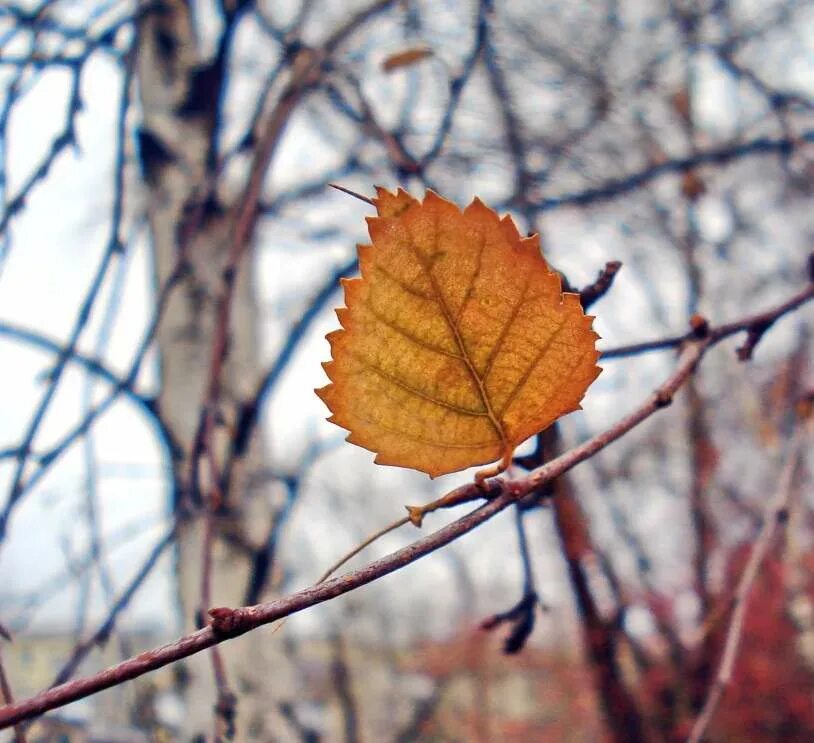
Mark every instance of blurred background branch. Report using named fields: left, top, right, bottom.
left=1, top=0, right=813, bottom=740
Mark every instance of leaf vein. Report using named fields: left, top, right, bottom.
left=373, top=263, right=437, bottom=301
left=365, top=301, right=462, bottom=359
left=454, top=229, right=486, bottom=323
left=353, top=412, right=499, bottom=449
left=498, top=320, right=568, bottom=417
left=349, top=351, right=489, bottom=417
left=405, top=212, right=510, bottom=451
left=482, top=277, right=530, bottom=379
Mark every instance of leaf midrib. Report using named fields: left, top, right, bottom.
left=405, top=214, right=510, bottom=453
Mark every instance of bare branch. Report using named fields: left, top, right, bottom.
left=0, top=322, right=158, bottom=423
left=601, top=273, right=814, bottom=360
left=0, top=347, right=703, bottom=726
left=48, top=525, right=177, bottom=688
left=580, top=261, right=623, bottom=310
left=0, top=643, right=26, bottom=743
left=529, top=130, right=814, bottom=212
left=686, top=425, right=807, bottom=743
left=1, top=272, right=812, bottom=729
left=0, top=49, right=137, bottom=542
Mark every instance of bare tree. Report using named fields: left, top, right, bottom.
left=1, top=0, right=813, bottom=741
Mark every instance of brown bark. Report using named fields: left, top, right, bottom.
left=551, top=460, right=647, bottom=742
left=136, top=2, right=295, bottom=738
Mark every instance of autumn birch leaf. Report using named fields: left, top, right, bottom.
left=317, top=189, right=601, bottom=480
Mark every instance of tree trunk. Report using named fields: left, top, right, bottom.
left=136, top=3, right=297, bottom=739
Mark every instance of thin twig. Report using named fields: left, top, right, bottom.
left=0, top=277, right=812, bottom=729
left=601, top=276, right=814, bottom=360
left=0, top=323, right=155, bottom=416
left=529, top=130, right=814, bottom=212
left=329, top=183, right=376, bottom=205
left=580, top=261, right=623, bottom=310
left=270, top=514, right=412, bottom=637
left=686, top=426, right=806, bottom=743
left=0, top=644, right=26, bottom=742
left=480, top=507, right=540, bottom=654
left=7, top=515, right=162, bottom=632
left=316, top=515, right=413, bottom=585
left=0, top=50, right=137, bottom=542
left=184, top=6, right=402, bottom=730
left=0, top=333, right=708, bottom=728
left=48, top=525, right=177, bottom=688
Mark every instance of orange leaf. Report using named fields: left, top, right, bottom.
left=381, top=46, right=434, bottom=72
left=317, top=189, right=601, bottom=478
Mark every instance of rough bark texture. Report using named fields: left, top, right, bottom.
left=136, top=3, right=295, bottom=738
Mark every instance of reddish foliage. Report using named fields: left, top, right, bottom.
left=710, top=547, right=814, bottom=740
left=637, top=545, right=814, bottom=740
left=408, top=627, right=606, bottom=741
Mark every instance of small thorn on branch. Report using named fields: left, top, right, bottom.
left=580, top=260, right=622, bottom=310
left=329, top=183, right=376, bottom=206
